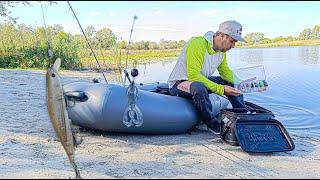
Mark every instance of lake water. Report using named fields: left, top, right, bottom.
left=115, top=46, right=320, bottom=139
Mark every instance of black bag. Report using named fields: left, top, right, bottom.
left=219, top=101, right=295, bottom=153
left=220, top=101, right=275, bottom=146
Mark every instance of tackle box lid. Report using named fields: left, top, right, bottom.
left=234, top=119, right=295, bottom=153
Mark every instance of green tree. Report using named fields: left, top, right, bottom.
left=261, top=38, right=271, bottom=44
left=243, top=32, right=264, bottom=45
left=148, top=42, right=158, bottom=50
left=95, top=28, right=116, bottom=49
left=311, top=25, right=320, bottom=39
left=167, top=40, right=178, bottom=49
left=298, top=28, right=312, bottom=40
left=84, top=26, right=96, bottom=38
left=143, top=41, right=150, bottom=50
left=116, top=39, right=127, bottom=49
left=159, top=38, right=170, bottom=49
left=273, top=36, right=285, bottom=42
left=84, top=25, right=96, bottom=46
left=284, top=36, right=296, bottom=41
left=49, top=24, right=64, bottom=35
left=132, top=41, right=145, bottom=50
left=177, top=40, right=186, bottom=48
left=72, top=34, right=86, bottom=48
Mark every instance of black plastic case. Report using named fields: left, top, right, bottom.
left=235, top=119, right=295, bottom=153
left=220, top=101, right=275, bottom=146
left=219, top=101, right=295, bottom=153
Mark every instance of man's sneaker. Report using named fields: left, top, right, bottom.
left=204, top=119, right=221, bottom=135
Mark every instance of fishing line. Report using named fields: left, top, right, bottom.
left=66, top=1, right=108, bottom=83
left=123, top=15, right=138, bottom=85
left=40, top=1, right=54, bottom=59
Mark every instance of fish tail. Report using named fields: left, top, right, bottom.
left=74, top=164, right=82, bottom=179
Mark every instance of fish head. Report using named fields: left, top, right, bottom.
left=49, top=58, right=61, bottom=74
left=46, top=58, right=62, bottom=88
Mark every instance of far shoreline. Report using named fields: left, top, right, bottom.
left=236, top=39, right=320, bottom=49
left=1, top=42, right=319, bottom=71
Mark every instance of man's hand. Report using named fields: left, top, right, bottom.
left=224, top=85, right=241, bottom=96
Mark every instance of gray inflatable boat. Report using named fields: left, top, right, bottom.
left=63, top=80, right=230, bottom=134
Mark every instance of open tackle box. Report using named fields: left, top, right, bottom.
left=219, top=101, right=295, bottom=153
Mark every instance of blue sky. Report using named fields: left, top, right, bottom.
left=2, top=1, right=320, bottom=42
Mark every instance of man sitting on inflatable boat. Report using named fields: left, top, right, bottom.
left=168, top=20, right=246, bottom=134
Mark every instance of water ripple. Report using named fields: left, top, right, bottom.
left=252, top=103, right=320, bottom=138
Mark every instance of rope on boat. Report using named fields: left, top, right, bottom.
left=123, top=81, right=143, bottom=127
left=122, top=15, right=144, bottom=128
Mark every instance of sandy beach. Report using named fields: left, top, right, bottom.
left=0, top=69, right=319, bottom=179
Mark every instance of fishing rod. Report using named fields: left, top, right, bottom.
left=66, top=1, right=108, bottom=83
left=40, top=1, right=53, bottom=59
left=123, top=15, right=138, bottom=85
left=125, top=15, right=138, bottom=70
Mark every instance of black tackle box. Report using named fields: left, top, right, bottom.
left=219, top=101, right=295, bottom=153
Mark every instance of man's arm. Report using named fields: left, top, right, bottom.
left=186, top=37, right=225, bottom=95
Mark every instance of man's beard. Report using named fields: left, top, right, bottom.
left=220, top=48, right=227, bottom=52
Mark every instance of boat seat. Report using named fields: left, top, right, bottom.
left=156, top=83, right=170, bottom=95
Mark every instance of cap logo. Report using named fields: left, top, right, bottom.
left=237, top=27, right=242, bottom=35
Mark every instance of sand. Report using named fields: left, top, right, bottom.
left=0, top=69, right=319, bottom=179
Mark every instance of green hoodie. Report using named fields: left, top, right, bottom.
left=186, top=36, right=235, bottom=95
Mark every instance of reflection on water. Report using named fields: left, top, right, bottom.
left=106, top=45, right=320, bottom=138
left=230, top=48, right=265, bottom=65
left=229, top=46, right=320, bottom=66
left=132, top=60, right=177, bottom=83
left=298, top=46, right=319, bottom=65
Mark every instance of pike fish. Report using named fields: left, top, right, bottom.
left=46, top=58, right=81, bottom=179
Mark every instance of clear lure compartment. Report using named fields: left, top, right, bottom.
left=233, top=65, right=268, bottom=93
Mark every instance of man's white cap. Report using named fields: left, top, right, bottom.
left=218, top=20, right=245, bottom=42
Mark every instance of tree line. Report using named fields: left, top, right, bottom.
left=0, top=21, right=319, bottom=69
left=239, top=25, right=320, bottom=45
left=0, top=23, right=186, bottom=69
left=1, top=1, right=320, bottom=69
